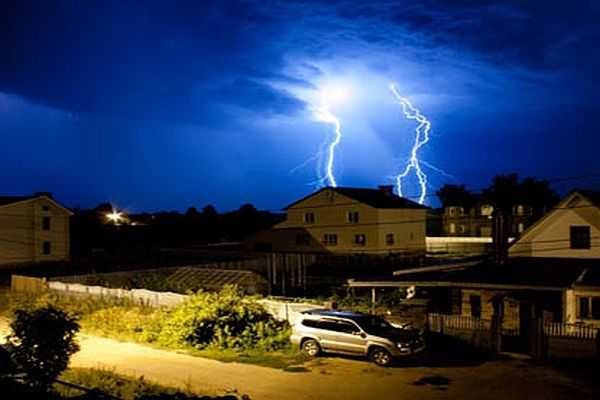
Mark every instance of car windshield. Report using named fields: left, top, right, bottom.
left=353, top=316, right=393, bottom=334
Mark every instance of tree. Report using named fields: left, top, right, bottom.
left=436, top=184, right=476, bottom=208
left=7, top=305, right=80, bottom=390
left=482, top=174, right=520, bottom=214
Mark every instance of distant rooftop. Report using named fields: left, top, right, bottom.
left=285, top=186, right=428, bottom=210
left=0, top=196, right=34, bottom=207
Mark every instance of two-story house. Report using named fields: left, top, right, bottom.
left=442, top=195, right=534, bottom=237
left=0, top=193, right=72, bottom=266
left=245, top=186, right=429, bottom=255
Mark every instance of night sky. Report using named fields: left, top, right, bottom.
left=1, top=0, right=599, bottom=212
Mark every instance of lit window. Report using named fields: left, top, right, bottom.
left=480, top=204, right=493, bottom=216
left=42, top=216, right=51, bottom=231
left=517, top=223, right=524, bottom=233
left=385, top=233, right=395, bottom=246
left=347, top=211, right=360, bottom=223
left=577, top=296, right=600, bottom=320
left=323, top=233, right=338, bottom=246
left=449, top=223, right=456, bottom=234
left=304, top=212, right=315, bottom=224
left=42, top=241, right=51, bottom=255
left=353, top=234, right=366, bottom=246
left=570, top=226, right=591, bottom=249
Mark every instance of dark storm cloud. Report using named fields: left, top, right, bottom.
left=0, top=0, right=308, bottom=123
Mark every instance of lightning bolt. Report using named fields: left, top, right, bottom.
left=314, top=95, right=342, bottom=187
left=389, top=83, right=431, bottom=204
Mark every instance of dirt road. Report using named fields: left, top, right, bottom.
left=0, top=320, right=595, bottom=399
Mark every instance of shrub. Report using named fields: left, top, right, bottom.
left=7, top=305, right=80, bottom=390
left=159, top=285, right=289, bottom=351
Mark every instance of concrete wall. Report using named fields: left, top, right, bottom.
left=509, top=194, right=600, bottom=258
left=0, top=197, right=70, bottom=266
left=277, top=188, right=426, bottom=254
left=547, top=337, right=598, bottom=359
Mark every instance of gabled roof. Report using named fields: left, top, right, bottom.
left=0, top=196, right=35, bottom=206
left=0, top=194, right=73, bottom=215
left=284, top=187, right=429, bottom=210
left=509, top=190, right=600, bottom=249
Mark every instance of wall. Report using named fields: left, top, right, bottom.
left=0, top=197, right=70, bottom=265
left=277, top=188, right=426, bottom=254
left=426, top=236, right=493, bottom=256
left=547, top=337, right=598, bottom=359
left=509, top=194, right=600, bottom=258
left=564, top=288, right=600, bottom=328
left=460, top=289, right=519, bottom=331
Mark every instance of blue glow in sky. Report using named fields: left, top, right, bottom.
left=1, top=0, right=599, bottom=211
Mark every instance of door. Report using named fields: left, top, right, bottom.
left=316, top=318, right=343, bottom=351
left=333, top=320, right=368, bottom=355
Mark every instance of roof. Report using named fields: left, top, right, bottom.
left=284, top=187, right=429, bottom=210
left=0, top=196, right=35, bottom=206
left=348, top=258, right=600, bottom=291
left=0, top=194, right=73, bottom=215
left=577, top=190, right=600, bottom=207
left=302, top=309, right=366, bottom=317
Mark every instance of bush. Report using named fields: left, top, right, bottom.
left=159, top=286, right=289, bottom=351
left=7, top=305, right=80, bottom=390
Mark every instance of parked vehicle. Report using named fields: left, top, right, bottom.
left=291, top=309, right=425, bottom=366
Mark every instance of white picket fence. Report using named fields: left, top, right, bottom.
left=544, top=322, right=599, bottom=339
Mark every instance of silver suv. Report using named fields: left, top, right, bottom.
left=291, top=309, right=425, bottom=366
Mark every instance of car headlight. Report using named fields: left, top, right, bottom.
left=396, top=342, right=409, bottom=349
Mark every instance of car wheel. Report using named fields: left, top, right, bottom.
left=301, top=339, right=321, bottom=357
left=369, top=347, right=392, bottom=367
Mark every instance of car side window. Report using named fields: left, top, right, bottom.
left=301, top=319, right=319, bottom=328
left=336, top=321, right=359, bottom=334
left=317, top=319, right=359, bottom=334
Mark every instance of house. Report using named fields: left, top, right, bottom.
left=348, top=190, right=600, bottom=331
left=245, top=185, right=428, bottom=255
left=0, top=193, right=72, bottom=266
left=442, top=195, right=535, bottom=237
left=509, top=190, right=600, bottom=259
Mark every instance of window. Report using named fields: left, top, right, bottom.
left=458, top=224, right=466, bottom=234
left=570, top=226, right=591, bottom=249
left=296, top=233, right=310, bottom=246
left=353, top=234, right=366, bottom=246
left=470, top=295, right=482, bottom=318
left=303, top=212, right=315, bottom=224
left=323, top=233, right=338, bottom=246
left=42, top=216, right=51, bottom=231
left=577, top=296, right=600, bottom=320
left=347, top=211, right=360, bottom=223
left=448, top=206, right=464, bottom=217
left=480, top=204, right=494, bottom=216
left=385, top=233, right=395, bottom=246
left=42, top=205, right=50, bottom=212
left=517, top=223, right=524, bottom=234
left=42, top=241, right=51, bottom=255
left=317, top=319, right=358, bottom=333
left=515, top=205, right=525, bottom=216
left=301, top=319, right=320, bottom=328
left=449, top=223, right=456, bottom=234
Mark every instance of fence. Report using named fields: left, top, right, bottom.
left=11, top=274, right=322, bottom=324
left=10, top=275, right=47, bottom=293
left=544, top=322, right=599, bottom=339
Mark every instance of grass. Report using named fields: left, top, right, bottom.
left=57, top=367, right=211, bottom=399
left=0, top=289, right=306, bottom=370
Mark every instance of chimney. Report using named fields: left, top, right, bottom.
left=34, top=191, right=53, bottom=198
left=378, top=185, right=395, bottom=196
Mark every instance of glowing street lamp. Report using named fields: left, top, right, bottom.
left=105, top=210, right=124, bottom=225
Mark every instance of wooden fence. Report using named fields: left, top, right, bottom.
left=10, top=275, right=47, bottom=293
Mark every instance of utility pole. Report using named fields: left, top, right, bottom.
left=493, top=210, right=508, bottom=264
